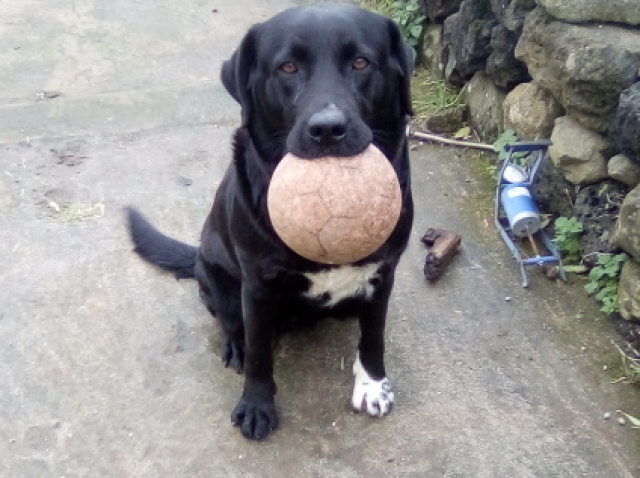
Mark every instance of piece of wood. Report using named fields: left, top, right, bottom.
left=421, top=228, right=462, bottom=282
left=410, top=130, right=496, bottom=152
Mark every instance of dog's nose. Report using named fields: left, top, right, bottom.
left=307, top=105, right=347, bottom=143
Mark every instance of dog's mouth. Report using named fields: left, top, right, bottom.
left=287, top=145, right=370, bottom=160
left=286, top=133, right=373, bottom=160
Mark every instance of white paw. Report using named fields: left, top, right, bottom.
left=351, top=355, right=394, bottom=417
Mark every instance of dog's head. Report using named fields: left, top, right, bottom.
left=221, top=4, right=413, bottom=164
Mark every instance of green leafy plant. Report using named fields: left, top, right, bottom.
left=552, top=216, right=584, bottom=262
left=493, top=129, right=519, bottom=161
left=357, top=0, right=425, bottom=48
left=492, top=129, right=531, bottom=164
left=585, top=253, right=629, bottom=314
left=389, top=0, right=425, bottom=47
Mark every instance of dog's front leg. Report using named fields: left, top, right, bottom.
left=352, top=279, right=395, bottom=417
left=231, top=286, right=278, bottom=440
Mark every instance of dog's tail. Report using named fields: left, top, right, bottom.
left=125, top=207, right=197, bottom=279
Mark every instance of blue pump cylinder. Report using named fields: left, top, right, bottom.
left=500, top=184, right=541, bottom=237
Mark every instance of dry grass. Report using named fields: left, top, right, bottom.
left=45, top=199, right=105, bottom=223
left=411, top=68, right=463, bottom=120
left=612, top=341, right=640, bottom=385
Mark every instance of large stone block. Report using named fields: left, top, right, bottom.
left=442, top=0, right=497, bottom=85
left=614, top=184, right=640, bottom=259
left=618, top=259, right=640, bottom=321
left=515, top=8, right=640, bottom=133
left=608, top=154, right=640, bottom=188
left=463, top=71, right=505, bottom=142
left=503, top=82, right=564, bottom=140
left=610, top=82, right=640, bottom=165
left=548, top=116, right=608, bottom=185
left=486, top=24, right=530, bottom=90
left=490, top=0, right=536, bottom=33
left=421, top=24, right=445, bottom=76
left=530, top=157, right=576, bottom=218
left=537, top=0, right=640, bottom=26
left=420, top=0, right=463, bottom=22
left=422, top=104, right=469, bottom=134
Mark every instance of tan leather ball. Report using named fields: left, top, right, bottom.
left=267, top=144, right=402, bottom=265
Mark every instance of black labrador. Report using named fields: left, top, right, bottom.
left=127, top=3, right=414, bottom=440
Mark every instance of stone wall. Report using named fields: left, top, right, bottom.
left=420, top=0, right=640, bottom=321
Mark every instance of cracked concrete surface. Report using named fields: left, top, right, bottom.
left=1, top=1, right=639, bottom=476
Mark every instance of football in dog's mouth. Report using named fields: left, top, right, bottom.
left=267, top=144, right=402, bottom=265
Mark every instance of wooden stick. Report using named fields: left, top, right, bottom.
left=527, top=231, right=541, bottom=257
left=421, top=228, right=462, bottom=282
left=410, top=130, right=496, bottom=152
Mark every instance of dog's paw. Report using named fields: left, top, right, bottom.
left=222, top=339, right=244, bottom=373
left=351, top=356, right=394, bottom=417
left=231, top=397, right=278, bottom=440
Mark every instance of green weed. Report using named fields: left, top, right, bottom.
left=585, top=253, right=629, bottom=314
left=411, top=68, right=463, bottom=119
left=552, top=217, right=584, bottom=263
left=492, top=129, right=530, bottom=165
left=389, top=0, right=425, bottom=48
left=357, top=0, right=425, bottom=48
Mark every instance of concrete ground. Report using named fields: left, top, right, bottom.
left=1, top=1, right=639, bottom=476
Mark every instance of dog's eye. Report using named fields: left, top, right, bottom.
left=352, top=57, right=370, bottom=70
left=279, top=62, right=298, bottom=74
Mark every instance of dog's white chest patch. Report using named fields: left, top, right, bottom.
left=303, top=262, right=381, bottom=306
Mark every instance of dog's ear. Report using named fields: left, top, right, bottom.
left=386, top=19, right=415, bottom=117
left=220, top=26, right=259, bottom=126
left=220, top=50, right=241, bottom=103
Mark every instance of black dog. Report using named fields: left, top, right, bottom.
left=127, top=3, right=414, bottom=440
